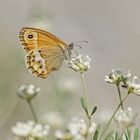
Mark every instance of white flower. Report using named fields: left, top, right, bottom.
left=123, top=71, right=131, bottom=80
left=31, top=124, right=50, bottom=138
left=17, top=84, right=41, bottom=100
left=88, top=122, right=97, bottom=134
left=115, top=107, right=137, bottom=130
left=54, top=117, right=96, bottom=140
left=105, top=69, right=123, bottom=85
left=12, top=122, right=33, bottom=137
left=67, top=55, right=91, bottom=73
left=55, top=130, right=65, bottom=139
left=12, top=121, right=50, bottom=139
left=124, top=76, right=140, bottom=95
left=68, top=117, right=96, bottom=137
left=105, top=69, right=140, bottom=95
left=68, top=118, right=87, bottom=136
left=55, top=130, right=73, bottom=140
left=41, top=111, right=64, bottom=128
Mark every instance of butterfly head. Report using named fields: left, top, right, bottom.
left=68, top=40, right=88, bottom=49
left=68, top=42, right=74, bottom=50
left=68, top=40, right=88, bottom=56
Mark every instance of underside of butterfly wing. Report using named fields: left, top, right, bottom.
left=25, top=49, right=49, bottom=78
left=19, top=27, right=72, bottom=78
left=19, top=27, right=70, bottom=52
left=25, top=48, right=65, bottom=78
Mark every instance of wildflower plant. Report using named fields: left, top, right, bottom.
left=11, top=51, right=140, bottom=140
left=12, top=121, right=50, bottom=140
left=17, top=84, right=40, bottom=122
left=101, top=69, right=140, bottom=140
left=68, top=54, right=98, bottom=139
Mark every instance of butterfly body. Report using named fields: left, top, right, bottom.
left=19, top=27, right=72, bottom=78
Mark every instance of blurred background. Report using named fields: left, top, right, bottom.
left=0, top=0, right=140, bottom=139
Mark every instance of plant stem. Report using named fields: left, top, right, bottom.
left=99, top=94, right=129, bottom=140
left=80, top=73, right=91, bottom=140
left=27, top=100, right=38, bottom=122
left=81, top=73, right=89, bottom=112
left=117, top=85, right=124, bottom=110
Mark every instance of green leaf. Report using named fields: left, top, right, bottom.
left=124, top=129, right=131, bottom=140
left=125, top=134, right=129, bottom=140
left=127, top=128, right=131, bottom=138
left=134, top=128, right=139, bottom=140
left=125, top=131, right=130, bottom=140
left=80, top=97, right=89, bottom=117
left=90, top=106, right=97, bottom=116
left=93, top=129, right=99, bottom=140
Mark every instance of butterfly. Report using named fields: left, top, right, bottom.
left=19, top=27, right=73, bottom=78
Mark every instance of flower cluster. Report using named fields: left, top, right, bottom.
left=115, top=107, right=137, bottom=130
left=17, top=84, right=41, bottom=101
left=12, top=121, right=50, bottom=140
left=55, top=117, right=97, bottom=140
left=105, top=69, right=140, bottom=95
left=67, top=55, right=91, bottom=73
left=124, top=76, right=140, bottom=95
left=105, top=69, right=123, bottom=85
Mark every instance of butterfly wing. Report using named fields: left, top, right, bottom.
left=19, top=27, right=70, bottom=78
left=25, top=47, right=65, bottom=78
left=19, top=27, right=69, bottom=52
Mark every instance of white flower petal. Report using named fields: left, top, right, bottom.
left=115, top=108, right=137, bottom=130
left=67, top=55, right=91, bottom=73
left=12, top=121, right=50, bottom=138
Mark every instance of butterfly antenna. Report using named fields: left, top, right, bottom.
left=73, top=44, right=83, bottom=49
left=73, top=40, right=88, bottom=44
left=72, top=40, right=88, bottom=48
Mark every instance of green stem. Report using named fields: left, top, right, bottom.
left=99, top=94, right=129, bottom=140
left=84, top=118, right=92, bottom=139
left=81, top=73, right=89, bottom=112
left=80, top=73, right=91, bottom=140
left=88, top=117, right=92, bottom=138
left=27, top=100, right=38, bottom=122
left=117, top=85, right=124, bottom=110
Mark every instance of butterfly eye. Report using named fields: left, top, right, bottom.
left=28, top=34, right=33, bottom=39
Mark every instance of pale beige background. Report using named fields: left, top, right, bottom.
left=0, top=0, right=140, bottom=139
